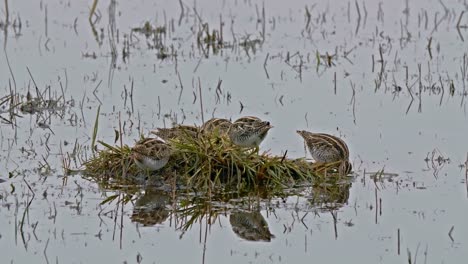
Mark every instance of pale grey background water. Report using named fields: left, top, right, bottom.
left=1, top=0, right=468, bottom=263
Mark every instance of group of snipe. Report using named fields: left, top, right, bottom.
left=131, top=116, right=352, bottom=175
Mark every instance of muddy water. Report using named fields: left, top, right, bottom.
left=1, top=0, right=468, bottom=263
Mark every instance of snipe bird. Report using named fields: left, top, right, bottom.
left=201, top=118, right=232, bottom=135
left=131, top=137, right=172, bottom=171
left=296, top=130, right=352, bottom=175
left=228, top=116, right=272, bottom=150
left=150, top=125, right=199, bottom=141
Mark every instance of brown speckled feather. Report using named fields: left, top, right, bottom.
left=150, top=125, right=199, bottom=140
left=131, top=138, right=172, bottom=171
left=232, top=116, right=262, bottom=126
left=228, top=116, right=272, bottom=148
left=297, top=130, right=350, bottom=163
left=133, top=138, right=171, bottom=158
left=202, top=118, right=232, bottom=134
left=338, top=160, right=353, bottom=175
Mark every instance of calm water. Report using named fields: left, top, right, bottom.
left=1, top=0, right=468, bottom=263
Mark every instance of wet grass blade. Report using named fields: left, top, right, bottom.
left=91, top=105, right=101, bottom=155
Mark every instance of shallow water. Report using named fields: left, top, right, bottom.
left=1, top=0, right=468, bottom=263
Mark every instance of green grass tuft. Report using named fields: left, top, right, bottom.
left=83, top=132, right=343, bottom=194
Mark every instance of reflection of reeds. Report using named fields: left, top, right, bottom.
left=176, top=197, right=225, bottom=233
left=132, top=21, right=169, bottom=58
left=94, top=176, right=352, bottom=244
left=0, top=77, right=68, bottom=129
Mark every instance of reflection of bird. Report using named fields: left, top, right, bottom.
left=150, top=125, right=200, bottom=141
left=228, top=116, right=272, bottom=150
left=202, top=118, right=232, bottom=135
left=296, top=130, right=352, bottom=175
left=311, top=181, right=352, bottom=205
left=131, top=138, right=172, bottom=171
left=229, top=210, right=274, bottom=242
left=131, top=189, right=170, bottom=226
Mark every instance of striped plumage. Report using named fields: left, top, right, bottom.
left=228, top=116, right=272, bottom=148
left=233, top=116, right=266, bottom=126
left=229, top=211, right=274, bottom=242
left=131, top=137, right=172, bottom=171
left=338, top=159, right=353, bottom=176
left=297, top=130, right=352, bottom=175
left=150, top=125, right=200, bottom=141
left=201, top=118, right=232, bottom=135
left=296, top=130, right=349, bottom=162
